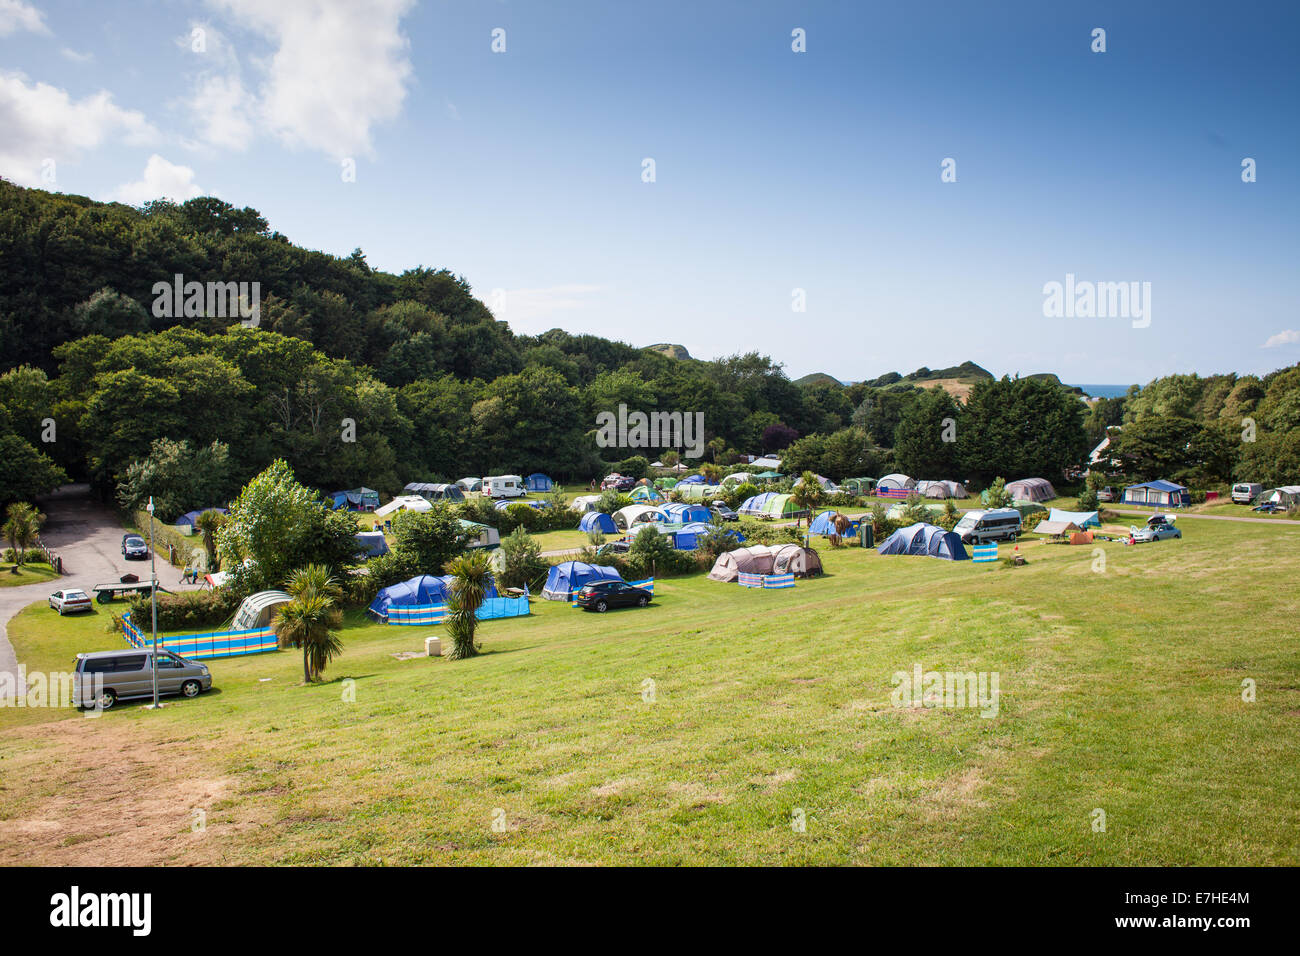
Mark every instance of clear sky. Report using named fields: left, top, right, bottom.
left=2, top=0, right=1297, bottom=385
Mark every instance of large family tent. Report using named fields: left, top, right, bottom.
left=231, top=590, right=293, bottom=630
left=876, top=523, right=969, bottom=561
left=175, top=507, right=227, bottom=528
left=375, top=494, right=432, bottom=517
left=613, top=505, right=666, bottom=530
left=354, top=531, right=390, bottom=558
left=368, top=574, right=499, bottom=620
left=542, top=561, right=625, bottom=600
left=669, top=522, right=717, bottom=550
left=794, top=474, right=838, bottom=492
left=569, top=494, right=601, bottom=513
left=1123, top=479, right=1190, bottom=508
left=579, top=511, right=618, bottom=534
left=678, top=483, right=723, bottom=501
left=524, top=473, right=554, bottom=492
left=330, top=487, right=380, bottom=511
left=772, top=544, right=823, bottom=576
left=495, top=498, right=549, bottom=511
left=404, top=482, right=464, bottom=502
left=1004, top=478, right=1057, bottom=502
left=738, top=492, right=779, bottom=516
left=917, top=480, right=968, bottom=499
left=1048, top=507, right=1101, bottom=528
left=661, top=503, right=712, bottom=524
left=757, top=494, right=808, bottom=519
left=678, top=474, right=707, bottom=485
left=628, top=484, right=665, bottom=503
left=877, top=473, right=916, bottom=492
left=456, top=477, right=483, bottom=494
left=721, top=472, right=754, bottom=489
left=841, top=477, right=875, bottom=495
left=1258, top=486, right=1300, bottom=508
left=459, top=520, right=501, bottom=549
left=707, top=546, right=777, bottom=582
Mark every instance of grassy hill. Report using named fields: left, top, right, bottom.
left=3, top=514, right=1298, bottom=865
left=646, top=343, right=692, bottom=360
left=794, top=372, right=844, bottom=387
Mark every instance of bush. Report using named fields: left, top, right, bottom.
left=616, top=456, right=650, bottom=480
left=1076, top=488, right=1100, bottom=512
left=724, top=482, right=759, bottom=510
left=1022, top=511, right=1047, bottom=533
left=126, top=587, right=243, bottom=632
left=498, top=527, right=547, bottom=591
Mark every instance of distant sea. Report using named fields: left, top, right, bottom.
left=1070, top=384, right=1131, bottom=399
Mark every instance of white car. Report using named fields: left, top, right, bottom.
left=49, top=588, right=93, bottom=615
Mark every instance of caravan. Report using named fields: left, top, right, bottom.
left=954, top=508, right=1022, bottom=545
left=481, top=475, right=524, bottom=499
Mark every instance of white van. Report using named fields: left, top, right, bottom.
left=954, top=508, right=1022, bottom=545
left=481, top=475, right=524, bottom=499
left=1231, top=483, right=1262, bottom=505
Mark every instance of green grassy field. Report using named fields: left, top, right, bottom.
left=2, top=518, right=1298, bottom=865
left=0, top=562, right=59, bottom=588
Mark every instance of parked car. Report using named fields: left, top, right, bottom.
left=72, top=649, right=212, bottom=710
left=1096, top=487, right=1115, bottom=502
left=601, top=474, right=637, bottom=492
left=710, top=501, right=739, bottom=521
left=595, top=540, right=632, bottom=556
left=1232, top=482, right=1263, bottom=505
left=1131, top=515, right=1181, bottom=543
left=954, top=508, right=1022, bottom=545
left=121, top=534, right=149, bottom=559
left=573, top=580, right=651, bottom=612
left=48, top=589, right=93, bottom=615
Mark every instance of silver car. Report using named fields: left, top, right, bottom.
left=72, top=649, right=212, bottom=710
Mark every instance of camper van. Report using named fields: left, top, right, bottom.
left=481, top=475, right=524, bottom=499
left=954, top=508, right=1022, bottom=545
left=1232, top=483, right=1262, bottom=505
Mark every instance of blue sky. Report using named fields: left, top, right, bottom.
left=2, top=0, right=1297, bottom=384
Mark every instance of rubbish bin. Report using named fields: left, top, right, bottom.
left=859, top=523, right=874, bottom=548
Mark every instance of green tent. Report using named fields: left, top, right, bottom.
left=653, top=477, right=678, bottom=490
left=842, top=477, right=875, bottom=494
left=760, top=493, right=808, bottom=519
left=755, top=470, right=784, bottom=481
left=1011, top=499, right=1048, bottom=518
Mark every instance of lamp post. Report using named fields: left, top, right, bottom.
left=147, top=497, right=161, bottom=709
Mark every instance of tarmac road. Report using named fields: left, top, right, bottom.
left=0, top=484, right=200, bottom=699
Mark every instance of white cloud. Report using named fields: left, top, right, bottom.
left=0, top=71, right=156, bottom=187
left=109, top=154, right=205, bottom=205
left=189, top=72, right=254, bottom=148
left=1263, top=329, right=1300, bottom=348
left=60, top=48, right=95, bottom=64
left=203, top=0, right=415, bottom=159
left=0, top=0, right=48, bottom=37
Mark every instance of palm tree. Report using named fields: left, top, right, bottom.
left=443, top=549, right=493, bottom=660
left=274, top=564, right=344, bottom=682
left=3, top=502, right=44, bottom=569
left=790, top=471, right=824, bottom=528
left=194, top=509, right=226, bottom=572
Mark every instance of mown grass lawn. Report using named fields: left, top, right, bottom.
left=0, top=562, right=59, bottom=588
left=1, top=519, right=1298, bottom=865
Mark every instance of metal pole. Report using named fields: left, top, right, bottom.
left=148, top=497, right=160, bottom=709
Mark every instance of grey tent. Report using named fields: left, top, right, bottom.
left=771, top=544, right=822, bottom=576
left=707, top=545, right=776, bottom=582
left=231, top=590, right=292, bottom=630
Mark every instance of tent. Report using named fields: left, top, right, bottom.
left=808, top=510, right=853, bottom=537
left=794, top=474, right=838, bottom=492
left=877, top=473, right=916, bottom=492
left=757, top=494, right=808, bottom=519
left=738, top=492, right=779, bottom=516
left=841, top=477, right=874, bottom=495
left=496, top=498, right=549, bottom=511
left=678, top=483, right=723, bottom=501
left=404, top=482, right=464, bottom=502
left=678, top=474, right=707, bottom=485
left=1049, top=507, right=1101, bottom=528
left=750, top=456, right=783, bottom=470
left=231, top=590, right=293, bottom=630
left=456, top=477, right=483, bottom=494
left=330, top=487, right=381, bottom=511
left=579, top=512, right=617, bottom=534
left=669, top=522, right=718, bottom=550
left=754, top=470, right=785, bottom=482
left=707, top=545, right=777, bottom=582
left=721, top=472, right=755, bottom=488
left=524, top=473, right=554, bottom=492
left=569, top=495, right=602, bottom=513
left=772, top=544, right=822, bottom=576
left=1005, top=478, right=1057, bottom=502
left=1011, top=499, right=1049, bottom=518
left=1258, top=486, right=1300, bottom=508
left=1123, top=480, right=1190, bottom=508
left=375, top=495, right=433, bottom=517
left=661, top=503, right=712, bottom=524
left=1033, top=520, right=1081, bottom=537
left=542, top=561, right=625, bottom=600
left=459, top=520, right=501, bottom=549
left=628, top=485, right=665, bottom=503
left=917, top=480, right=967, bottom=499
left=875, top=523, right=969, bottom=561
left=175, top=507, right=228, bottom=528
left=654, top=477, right=679, bottom=490
left=354, top=531, right=390, bottom=558
left=613, top=505, right=666, bottom=530
left=368, top=574, right=499, bottom=619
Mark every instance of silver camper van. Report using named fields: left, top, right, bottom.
left=1232, top=483, right=1262, bottom=505
left=954, top=507, right=1022, bottom=545
left=72, top=649, right=212, bottom=710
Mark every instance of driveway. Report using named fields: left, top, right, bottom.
left=0, top=484, right=199, bottom=699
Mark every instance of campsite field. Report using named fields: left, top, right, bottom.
left=2, top=518, right=1298, bottom=865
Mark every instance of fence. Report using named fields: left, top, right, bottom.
left=877, top=488, right=915, bottom=500
left=122, top=611, right=279, bottom=660
left=385, top=588, right=532, bottom=626
left=972, top=544, right=999, bottom=564
left=737, top=572, right=795, bottom=589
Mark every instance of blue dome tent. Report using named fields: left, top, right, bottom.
left=661, top=503, right=712, bottom=524
left=542, top=561, right=624, bottom=600
left=579, top=512, right=617, bottom=534
left=524, top=473, right=554, bottom=492
left=808, top=510, right=851, bottom=536
left=876, top=523, right=969, bottom=561
left=738, top=492, right=779, bottom=516
left=368, top=574, right=497, bottom=619
left=678, top=474, right=707, bottom=485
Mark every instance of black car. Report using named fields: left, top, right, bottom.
left=710, top=501, right=739, bottom=521
left=573, top=580, right=651, bottom=612
left=121, top=534, right=149, bottom=560
left=595, top=540, right=632, bottom=556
